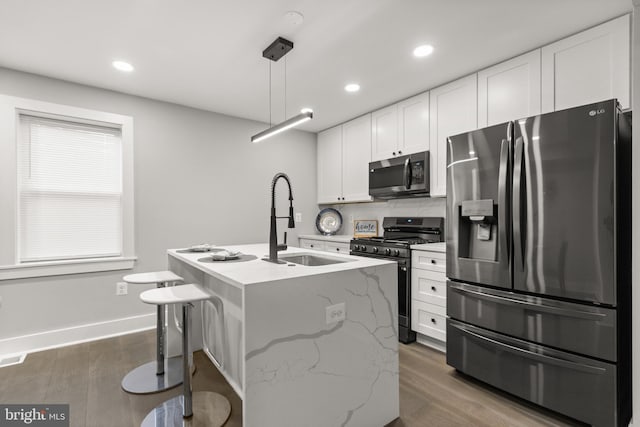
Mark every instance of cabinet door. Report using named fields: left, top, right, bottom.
left=317, top=126, right=343, bottom=204
left=541, top=15, right=630, bottom=113
left=398, top=92, right=430, bottom=156
left=342, top=114, right=373, bottom=203
left=478, top=50, right=541, bottom=127
left=429, top=74, right=478, bottom=197
left=371, top=105, right=398, bottom=162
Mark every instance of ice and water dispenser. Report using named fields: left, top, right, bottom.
left=457, top=199, right=498, bottom=262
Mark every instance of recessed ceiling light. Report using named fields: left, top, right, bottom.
left=345, top=83, right=360, bottom=93
left=112, top=60, right=134, bottom=72
left=413, top=44, right=434, bottom=58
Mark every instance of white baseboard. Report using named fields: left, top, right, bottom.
left=416, top=333, right=446, bottom=353
left=0, top=313, right=155, bottom=358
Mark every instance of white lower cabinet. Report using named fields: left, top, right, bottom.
left=299, top=238, right=350, bottom=254
left=411, top=248, right=447, bottom=350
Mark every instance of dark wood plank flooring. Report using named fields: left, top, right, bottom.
left=0, top=330, right=579, bottom=426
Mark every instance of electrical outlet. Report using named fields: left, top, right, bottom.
left=116, top=282, right=128, bottom=296
left=295, top=212, right=302, bottom=223
left=325, top=302, right=346, bottom=324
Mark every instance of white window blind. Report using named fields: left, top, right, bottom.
left=18, top=115, right=123, bottom=262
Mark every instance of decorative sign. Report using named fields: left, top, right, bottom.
left=354, top=220, right=378, bottom=237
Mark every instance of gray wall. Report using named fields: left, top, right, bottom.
left=0, top=67, right=317, bottom=341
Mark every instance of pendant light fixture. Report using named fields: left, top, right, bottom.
left=251, top=37, right=313, bottom=143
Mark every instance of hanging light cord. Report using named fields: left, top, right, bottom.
left=284, top=55, right=287, bottom=118
left=269, top=61, right=272, bottom=127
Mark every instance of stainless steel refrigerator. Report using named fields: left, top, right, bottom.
left=445, top=99, right=631, bottom=427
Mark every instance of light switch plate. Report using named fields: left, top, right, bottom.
left=295, top=212, right=302, bottom=223
left=326, top=302, right=346, bottom=324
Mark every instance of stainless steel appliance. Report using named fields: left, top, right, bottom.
left=446, top=99, right=632, bottom=427
left=369, top=151, right=430, bottom=199
left=350, top=217, right=444, bottom=343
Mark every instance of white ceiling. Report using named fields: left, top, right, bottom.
left=0, top=0, right=632, bottom=133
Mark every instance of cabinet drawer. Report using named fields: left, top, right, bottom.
left=411, top=300, right=446, bottom=342
left=299, top=239, right=326, bottom=251
left=412, top=250, right=446, bottom=273
left=411, top=269, right=446, bottom=307
left=325, top=242, right=350, bottom=254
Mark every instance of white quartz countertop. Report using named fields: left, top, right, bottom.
left=410, top=242, right=446, bottom=252
left=298, top=234, right=353, bottom=243
left=168, top=243, right=394, bottom=288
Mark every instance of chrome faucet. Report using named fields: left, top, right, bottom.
left=265, top=172, right=295, bottom=264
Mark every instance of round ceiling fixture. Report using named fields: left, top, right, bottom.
left=283, top=11, right=304, bottom=27
left=344, top=83, right=360, bottom=93
left=413, top=44, right=434, bottom=58
left=112, top=60, right=134, bottom=72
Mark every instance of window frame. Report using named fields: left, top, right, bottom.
left=0, top=95, right=136, bottom=280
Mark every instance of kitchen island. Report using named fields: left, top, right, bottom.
left=167, top=243, right=399, bottom=427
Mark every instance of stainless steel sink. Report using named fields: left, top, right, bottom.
left=279, top=253, right=353, bottom=266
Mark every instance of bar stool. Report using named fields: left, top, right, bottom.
left=139, top=284, right=231, bottom=427
left=121, top=271, right=184, bottom=394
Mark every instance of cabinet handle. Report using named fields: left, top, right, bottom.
left=398, top=150, right=402, bottom=154
left=431, top=286, right=436, bottom=291
left=392, top=151, right=396, bottom=156
left=337, top=197, right=340, bottom=201
left=310, top=244, right=314, bottom=248
left=336, top=248, right=340, bottom=252
left=431, top=318, right=436, bottom=324
left=430, top=259, right=436, bottom=264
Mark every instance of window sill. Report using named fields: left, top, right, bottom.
left=0, top=257, right=137, bottom=281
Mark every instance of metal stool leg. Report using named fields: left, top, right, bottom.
left=156, top=282, right=166, bottom=376
left=182, top=302, right=193, bottom=418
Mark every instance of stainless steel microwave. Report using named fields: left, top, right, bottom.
left=369, top=151, right=430, bottom=199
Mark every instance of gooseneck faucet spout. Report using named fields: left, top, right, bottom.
left=265, top=172, right=295, bottom=264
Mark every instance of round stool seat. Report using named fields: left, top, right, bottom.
left=140, top=284, right=213, bottom=305
left=140, top=391, right=231, bottom=427
left=123, top=271, right=183, bottom=284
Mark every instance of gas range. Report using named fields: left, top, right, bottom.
left=349, top=217, right=444, bottom=260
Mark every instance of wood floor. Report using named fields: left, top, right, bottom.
left=0, top=330, right=580, bottom=427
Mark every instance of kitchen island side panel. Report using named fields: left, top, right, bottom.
left=244, top=264, right=399, bottom=427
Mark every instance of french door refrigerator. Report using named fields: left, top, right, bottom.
left=445, top=99, right=631, bottom=427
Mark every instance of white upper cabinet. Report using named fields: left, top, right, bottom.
left=429, top=74, right=478, bottom=197
left=371, top=92, right=430, bottom=162
left=478, top=50, right=541, bottom=127
left=342, top=114, right=373, bottom=203
left=398, top=92, right=430, bottom=157
left=371, top=105, right=398, bottom=161
left=541, top=15, right=630, bottom=113
left=317, top=125, right=343, bottom=204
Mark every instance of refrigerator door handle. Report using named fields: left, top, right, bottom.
left=449, top=322, right=606, bottom=374
left=498, top=138, right=509, bottom=260
left=448, top=284, right=606, bottom=320
left=513, top=136, right=525, bottom=270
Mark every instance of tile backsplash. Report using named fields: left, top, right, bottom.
left=320, top=197, right=445, bottom=237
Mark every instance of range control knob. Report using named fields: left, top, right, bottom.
left=372, top=247, right=379, bottom=253
left=353, top=245, right=360, bottom=251
left=360, top=246, right=367, bottom=252
left=384, top=248, right=391, bottom=255
left=393, top=249, right=400, bottom=256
